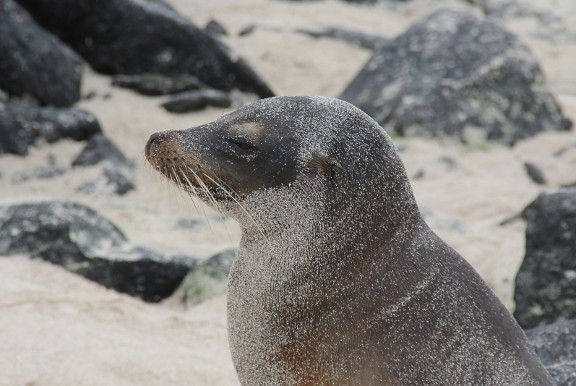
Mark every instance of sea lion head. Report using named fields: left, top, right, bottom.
left=145, top=96, right=418, bottom=234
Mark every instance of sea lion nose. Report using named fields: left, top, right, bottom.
left=145, top=132, right=166, bottom=155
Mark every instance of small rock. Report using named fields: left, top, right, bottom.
left=111, top=73, right=207, bottom=96
left=499, top=212, right=522, bottom=226
left=77, top=163, right=136, bottom=196
left=554, top=143, right=576, bottom=157
left=12, top=165, right=66, bottom=183
left=437, top=156, right=458, bottom=171
left=178, top=249, right=236, bottom=305
left=296, top=27, right=390, bottom=50
left=204, top=19, right=228, bottom=37
left=238, top=24, right=257, bottom=37
left=76, top=181, right=99, bottom=195
left=420, top=207, right=466, bottom=233
left=526, top=319, right=576, bottom=386
left=175, top=218, right=204, bottom=230
left=82, top=91, right=97, bottom=100
left=72, top=133, right=133, bottom=169
left=524, top=162, right=547, bottom=185
left=200, top=249, right=235, bottom=280
left=104, top=165, right=136, bottom=195
left=161, top=89, right=232, bottom=113
left=412, top=169, right=425, bottom=180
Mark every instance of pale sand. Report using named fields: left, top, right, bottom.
left=0, top=0, right=575, bottom=385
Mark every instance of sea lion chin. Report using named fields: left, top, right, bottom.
left=146, top=96, right=553, bottom=385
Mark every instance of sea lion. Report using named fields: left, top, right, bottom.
left=145, top=96, right=553, bottom=385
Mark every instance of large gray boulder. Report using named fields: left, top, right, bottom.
left=340, top=10, right=572, bottom=145
left=526, top=319, right=576, bottom=386
left=16, top=0, right=274, bottom=98
left=0, top=201, right=196, bottom=302
left=514, top=188, right=576, bottom=328
left=0, top=100, right=101, bottom=156
left=0, top=201, right=127, bottom=256
left=0, top=0, right=82, bottom=106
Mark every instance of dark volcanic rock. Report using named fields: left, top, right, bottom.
left=72, top=133, right=133, bottom=168
left=514, top=187, right=576, bottom=328
left=524, top=162, right=547, bottom=185
left=238, top=25, right=257, bottom=37
left=340, top=10, right=572, bottom=145
left=0, top=200, right=195, bottom=302
left=0, top=100, right=101, bottom=156
left=296, top=27, right=390, bottom=50
left=111, top=73, right=207, bottom=96
left=0, top=0, right=82, bottom=106
left=175, top=218, right=204, bottom=230
left=38, top=243, right=195, bottom=302
left=526, top=319, right=576, bottom=386
left=0, top=201, right=127, bottom=256
left=102, top=165, right=136, bottom=195
left=77, top=164, right=136, bottom=196
left=11, top=154, right=65, bottom=184
left=12, top=165, right=66, bottom=183
left=204, top=19, right=228, bottom=37
left=17, top=0, right=274, bottom=98
left=161, top=89, right=232, bottom=113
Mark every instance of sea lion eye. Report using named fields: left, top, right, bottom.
left=228, top=137, right=256, bottom=152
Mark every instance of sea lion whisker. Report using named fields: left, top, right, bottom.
left=170, top=166, right=187, bottom=193
left=184, top=167, right=231, bottom=235
left=159, top=165, right=187, bottom=218
left=173, top=165, right=213, bottom=230
left=185, top=171, right=238, bottom=243
left=167, top=165, right=204, bottom=228
left=183, top=167, right=224, bottom=214
left=171, top=165, right=205, bottom=222
left=209, top=174, right=242, bottom=197
left=179, top=167, right=217, bottom=232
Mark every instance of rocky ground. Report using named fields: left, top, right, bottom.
left=0, top=0, right=575, bottom=385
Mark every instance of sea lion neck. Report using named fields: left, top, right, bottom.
left=235, top=151, right=422, bottom=259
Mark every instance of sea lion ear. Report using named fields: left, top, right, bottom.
left=310, top=152, right=344, bottom=179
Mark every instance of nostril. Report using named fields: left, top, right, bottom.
left=146, top=132, right=164, bottom=154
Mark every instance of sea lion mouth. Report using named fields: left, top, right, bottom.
left=145, top=133, right=235, bottom=203
left=153, top=160, right=234, bottom=203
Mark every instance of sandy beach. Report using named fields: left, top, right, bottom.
left=0, top=0, right=575, bottom=385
